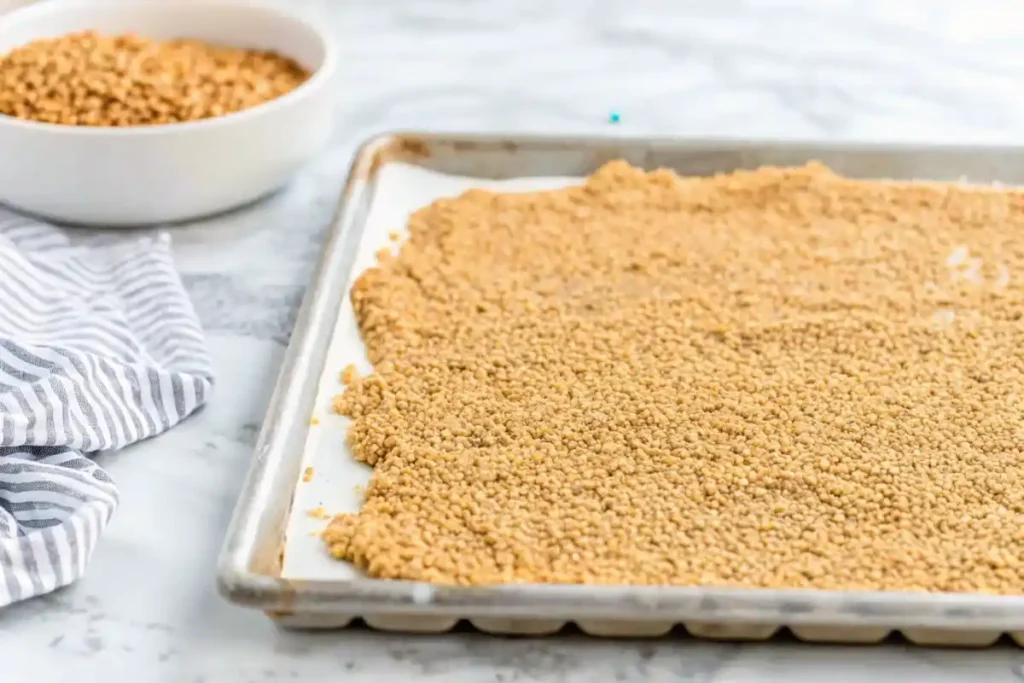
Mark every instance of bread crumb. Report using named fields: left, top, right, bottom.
left=340, top=364, right=358, bottom=386
left=389, top=231, right=401, bottom=242
left=301, top=466, right=314, bottom=483
left=307, top=506, right=330, bottom=520
left=310, top=416, right=320, bottom=426
left=324, top=160, right=1024, bottom=594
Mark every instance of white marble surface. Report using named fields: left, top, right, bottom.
left=5, top=0, right=1024, bottom=680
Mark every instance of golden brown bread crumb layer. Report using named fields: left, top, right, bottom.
left=324, top=161, right=1024, bottom=593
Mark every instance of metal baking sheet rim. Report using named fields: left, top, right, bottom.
left=216, top=130, right=1024, bottom=646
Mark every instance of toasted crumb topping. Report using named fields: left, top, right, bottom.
left=340, top=364, right=359, bottom=386
left=324, top=161, right=1024, bottom=593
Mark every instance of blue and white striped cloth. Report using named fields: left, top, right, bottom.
left=0, top=213, right=213, bottom=607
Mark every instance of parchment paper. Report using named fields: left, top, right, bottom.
left=281, top=163, right=582, bottom=580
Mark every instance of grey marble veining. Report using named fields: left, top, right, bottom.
left=4, top=0, right=1024, bottom=681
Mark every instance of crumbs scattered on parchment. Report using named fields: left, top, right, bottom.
left=389, top=231, right=401, bottom=242
left=340, top=364, right=358, bottom=385
left=323, top=160, right=1024, bottom=593
left=309, top=416, right=320, bottom=426
left=302, top=466, right=314, bottom=483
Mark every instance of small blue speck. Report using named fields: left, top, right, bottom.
left=609, top=111, right=621, bottom=124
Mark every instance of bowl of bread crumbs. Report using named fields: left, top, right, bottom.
left=0, top=0, right=337, bottom=226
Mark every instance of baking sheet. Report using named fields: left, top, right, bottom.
left=219, top=133, right=1024, bottom=641
left=281, top=163, right=583, bottom=580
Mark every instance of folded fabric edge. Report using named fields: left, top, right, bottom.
left=0, top=495, right=117, bottom=608
left=0, top=219, right=213, bottom=608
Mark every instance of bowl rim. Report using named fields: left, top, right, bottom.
left=0, top=0, right=338, bottom=136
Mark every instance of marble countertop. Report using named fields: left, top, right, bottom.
left=5, top=0, right=1024, bottom=680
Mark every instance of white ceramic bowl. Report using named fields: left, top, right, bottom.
left=0, top=0, right=337, bottom=226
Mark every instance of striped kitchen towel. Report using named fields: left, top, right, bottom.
left=0, top=213, right=213, bottom=607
